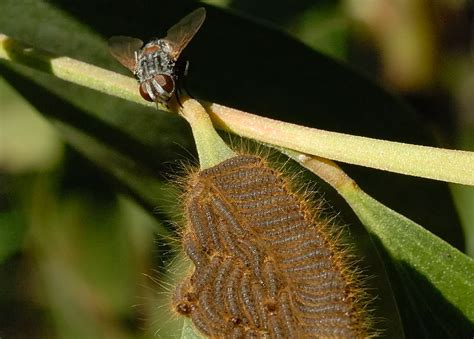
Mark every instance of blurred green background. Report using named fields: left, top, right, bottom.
left=1, top=0, right=473, bottom=338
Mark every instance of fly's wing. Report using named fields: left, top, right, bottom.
left=165, top=7, right=206, bottom=60
left=108, top=36, right=144, bottom=72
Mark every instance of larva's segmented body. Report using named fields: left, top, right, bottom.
left=240, top=272, right=260, bottom=328
left=183, top=234, right=208, bottom=268
left=191, top=255, right=221, bottom=294
left=172, top=155, right=370, bottom=338
left=225, top=265, right=244, bottom=324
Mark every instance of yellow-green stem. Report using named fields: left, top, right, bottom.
left=179, top=98, right=235, bottom=169
left=206, top=103, right=474, bottom=186
left=1, top=34, right=473, bottom=185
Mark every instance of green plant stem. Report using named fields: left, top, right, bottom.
left=206, top=103, right=474, bottom=186
left=280, top=149, right=353, bottom=192
left=179, top=97, right=235, bottom=169
left=1, top=33, right=473, bottom=185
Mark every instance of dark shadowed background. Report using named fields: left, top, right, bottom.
left=1, top=0, right=473, bottom=337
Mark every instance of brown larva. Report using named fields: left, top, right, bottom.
left=226, top=185, right=285, bottom=201
left=198, top=288, right=230, bottom=332
left=296, top=289, right=345, bottom=305
left=256, top=211, right=304, bottom=229
left=216, top=170, right=278, bottom=192
left=240, top=272, right=260, bottom=328
left=203, top=202, right=222, bottom=252
left=268, top=313, right=285, bottom=338
left=297, top=279, right=346, bottom=294
left=182, top=234, right=208, bottom=268
left=229, top=326, right=244, bottom=339
left=295, top=300, right=351, bottom=315
left=187, top=198, right=210, bottom=251
left=251, top=281, right=269, bottom=331
left=190, top=307, right=214, bottom=337
left=202, top=154, right=260, bottom=174
left=262, top=220, right=306, bottom=241
left=236, top=239, right=265, bottom=282
left=261, top=259, right=281, bottom=302
left=280, top=246, right=331, bottom=266
left=216, top=220, right=250, bottom=266
left=224, top=265, right=245, bottom=325
left=279, top=291, right=296, bottom=336
left=190, top=254, right=221, bottom=294
left=282, top=261, right=332, bottom=275
left=279, top=240, right=329, bottom=265
left=210, top=195, right=247, bottom=237
left=212, top=257, right=233, bottom=314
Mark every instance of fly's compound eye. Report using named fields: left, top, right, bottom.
left=139, top=83, right=154, bottom=102
left=155, top=74, right=175, bottom=94
left=139, top=75, right=176, bottom=103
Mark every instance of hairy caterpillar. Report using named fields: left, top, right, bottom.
left=172, top=154, right=370, bottom=338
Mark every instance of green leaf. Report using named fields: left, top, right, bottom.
left=181, top=319, right=204, bottom=339
left=0, top=210, right=27, bottom=264
left=347, top=191, right=474, bottom=318
left=342, top=187, right=474, bottom=336
left=180, top=99, right=235, bottom=169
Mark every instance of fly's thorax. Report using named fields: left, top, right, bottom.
left=135, top=39, right=176, bottom=82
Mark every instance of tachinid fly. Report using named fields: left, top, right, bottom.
left=108, top=8, right=206, bottom=105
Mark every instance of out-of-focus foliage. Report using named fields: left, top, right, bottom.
left=1, top=0, right=472, bottom=338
